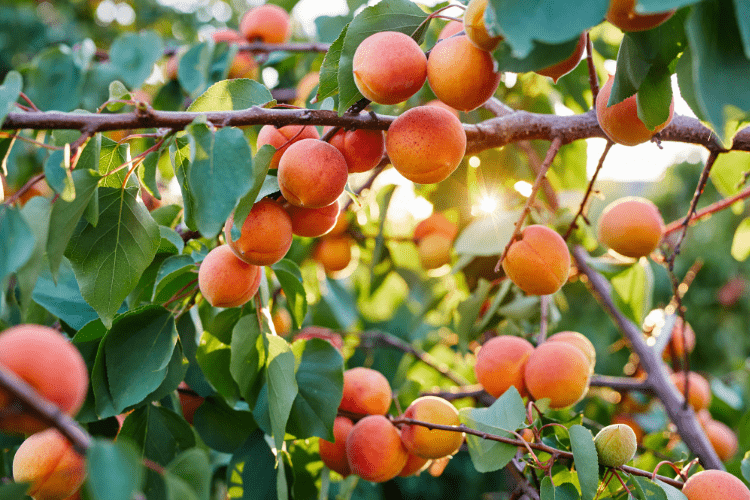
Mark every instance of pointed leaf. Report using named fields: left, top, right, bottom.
left=226, top=430, right=277, bottom=500
left=569, top=425, right=598, bottom=500
left=230, top=315, right=267, bottom=407
left=193, top=396, right=258, bottom=453
left=119, top=405, right=196, bottom=465
left=610, top=259, right=653, bottom=326
left=0, top=205, right=34, bottom=283
left=271, top=259, right=307, bottom=329
left=318, top=23, right=348, bottom=101
left=0, top=71, right=22, bottom=128
left=166, top=449, right=211, bottom=500
left=266, top=334, right=298, bottom=451
left=86, top=438, right=144, bottom=500
left=110, top=31, right=164, bottom=89
left=188, top=79, right=273, bottom=112
left=196, top=329, right=241, bottom=403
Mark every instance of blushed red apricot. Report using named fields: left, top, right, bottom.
left=198, top=245, right=262, bottom=308
left=682, top=470, right=750, bottom=500
left=177, top=381, right=203, bottom=425
left=400, top=396, right=464, bottom=459
left=463, top=0, right=503, bottom=51
left=0, top=324, right=88, bottom=435
left=438, top=20, right=464, bottom=41
left=313, top=235, right=354, bottom=273
left=13, top=429, right=86, bottom=500
left=502, top=225, right=570, bottom=295
left=398, top=452, right=430, bottom=477
left=524, top=342, right=590, bottom=408
left=418, top=233, right=453, bottom=270
left=256, top=124, right=320, bottom=170
left=474, top=335, right=534, bottom=398
left=703, top=419, right=738, bottom=461
left=340, top=367, right=392, bottom=416
left=346, top=415, right=409, bottom=482
left=225, top=198, right=293, bottom=266
left=272, top=308, right=293, bottom=336
left=319, top=416, right=354, bottom=476
left=285, top=200, right=340, bottom=238
left=413, top=213, right=458, bottom=242
left=325, top=120, right=385, bottom=173
left=547, top=331, right=596, bottom=373
left=278, top=139, right=349, bottom=208
left=427, top=35, right=501, bottom=111
left=606, top=0, right=675, bottom=32
left=670, top=372, right=711, bottom=411
left=596, top=74, right=674, bottom=146
left=239, top=4, right=291, bottom=44
left=352, top=31, right=427, bottom=105
left=386, top=105, right=466, bottom=184
left=536, top=33, right=586, bottom=83
left=598, top=197, right=664, bottom=258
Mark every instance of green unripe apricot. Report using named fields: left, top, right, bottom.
left=594, top=424, right=637, bottom=467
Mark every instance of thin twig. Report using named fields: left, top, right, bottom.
left=663, top=182, right=750, bottom=235
left=564, top=140, right=614, bottom=240
left=586, top=32, right=600, bottom=105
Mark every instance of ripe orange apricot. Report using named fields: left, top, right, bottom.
left=239, top=4, right=291, bottom=44
left=385, top=105, right=466, bottom=184
left=352, top=31, right=427, bottom=105
left=325, top=121, right=385, bottom=173
left=0, top=325, right=88, bottom=435
left=502, top=225, right=570, bottom=296
left=212, top=28, right=245, bottom=45
left=295, top=72, right=319, bottom=106
left=598, top=197, right=664, bottom=258
left=474, top=335, right=534, bottom=398
left=413, top=213, right=458, bottom=242
left=398, top=452, right=429, bottom=477
left=463, top=0, right=503, bottom=51
left=417, top=233, right=453, bottom=270
left=319, top=416, right=354, bottom=476
left=427, top=35, right=501, bottom=111
left=285, top=200, right=340, bottom=238
left=524, top=342, right=590, bottom=408
left=438, top=20, right=464, bottom=41
left=547, top=331, right=596, bottom=373
left=225, top=198, right=293, bottom=266
left=339, top=367, right=392, bottom=416
left=277, top=139, right=349, bottom=209
left=227, top=53, right=259, bottom=80
left=703, top=419, right=738, bottom=461
left=256, top=124, right=320, bottom=170
left=198, top=245, right=262, bottom=308
left=313, top=235, right=354, bottom=274
left=596, top=74, right=674, bottom=146
left=400, top=396, right=464, bottom=459
left=13, top=429, right=86, bottom=500
left=670, top=372, right=711, bottom=411
left=425, top=99, right=460, bottom=118
left=272, top=308, right=293, bottom=336
left=682, top=470, right=750, bottom=500
left=606, top=0, right=675, bottom=32
left=536, top=33, right=586, bottom=83
left=346, top=415, right=409, bottom=482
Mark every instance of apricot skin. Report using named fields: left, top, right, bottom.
left=598, top=197, right=664, bottom=258
left=239, top=5, right=290, bottom=44
left=438, top=20, right=464, bottom=41
left=682, top=470, right=750, bottom=500
left=325, top=123, right=385, bottom=174
left=418, top=233, right=453, bottom=270
left=665, top=316, right=696, bottom=360
left=596, top=75, right=674, bottom=146
left=285, top=201, right=340, bottom=238
left=427, top=35, right=501, bottom=111
left=502, top=225, right=570, bottom=296
left=704, top=419, right=738, bottom=461
left=606, top=0, right=675, bottom=32
left=339, top=367, right=392, bottom=416
left=319, top=416, right=354, bottom=477
left=295, top=72, right=319, bottom=107
left=386, top=106, right=466, bottom=184
left=13, top=429, right=86, bottom=500
left=0, top=325, right=88, bottom=435
left=463, top=0, right=503, bottom=51
left=278, top=139, right=349, bottom=209
left=352, top=31, right=427, bottom=105
left=413, top=213, right=458, bottom=242
left=524, top=342, right=590, bottom=408
left=272, top=308, right=293, bottom=336
left=346, top=415, right=409, bottom=483
left=425, top=99, right=460, bottom=119
left=547, top=331, right=596, bottom=373
left=256, top=124, right=320, bottom=170
left=198, top=245, right=262, bottom=308
left=474, top=335, right=534, bottom=398
left=400, top=396, right=464, bottom=459
left=536, top=33, right=586, bottom=83
left=313, top=235, right=354, bottom=274
left=670, top=372, right=711, bottom=411
left=225, top=199, right=293, bottom=266
left=398, top=452, right=429, bottom=477
left=177, top=381, right=203, bottom=425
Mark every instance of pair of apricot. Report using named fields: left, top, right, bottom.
left=413, top=213, right=459, bottom=270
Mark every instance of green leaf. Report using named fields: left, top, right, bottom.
left=178, top=42, right=214, bottom=98
left=166, top=449, right=211, bottom=500
left=110, top=31, right=164, bottom=89
left=453, top=278, right=492, bottom=352
left=164, top=474, right=198, bottom=500
left=320, top=278, right=359, bottom=330
left=230, top=314, right=267, bottom=407
left=43, top=150, right=75, bottom=201
left=232, top=144, right=275, bottom=238
left=0, top=205, right=35, bottom=283
left=654, top=479, right=689, bottom=500
left=119, top=405, right=196, bottom=466
left=188, top=79, right=273, bottom=112
left=0, top=71, right=22, bottom=128
left=458, top=386, right=526, bottom=472
left=266, top=334, right=298, bottom=451
left=271, top=259, right=307, bottom=329
left=193, top=396, right=258, bottom=453
left=99, top=135, right=136, bottom=189
left=0, top=483, right=30, bottom=500
left=226, top=430, right=277, bottom=500
left=286, top=338, right=344, bottom=441
left=141, top=341, right=187, bottom=405
left=455, top=211, right=521, bottom=256
left=569, top=425, right=598, bottom=500
left=138, top=151, right=161, bottom=200
left=317, top=23, right=348, bottom=101
left=152, top=254, right=196, bottom=303
left=610, top=259, right=653, bottom=326
left=541, top=476, right=555, bottom=500
left=15, top=197, right=51, bottom=316
left=196, top=329, right=241, bottom=403
left=734, top=0, right=750, bottom=59
left=171, top=135, right=197, bottom=230
left=86, top=438, right=144, bottom=500
left=731, top=217, right=750, bottom=261
left=106, top=80, right=130, bottom=112
left=742, top=451, right=750, bottom=483
left=636, top=68, right=674, bottom=131
left=65, top=187, right=160, bottom=328
left=638, top=0, right=701, bottom=9
left=631, top=477, right=668, bottom=500
left=711, top=151, right=750, bottom=196
left=33, top=257, right=99, bottom=330
left=337, top=0, right=427, bottom=113
left=494, top=35, right=583, bottom=74
left=25, top=46, right=83, bottom=111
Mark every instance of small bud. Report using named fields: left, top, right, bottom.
left=594, top=424, right=637, bottom=467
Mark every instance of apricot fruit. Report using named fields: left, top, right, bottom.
left=427, top=35, right=501, bottom=111
left=293, top=326, right=344, bottom=351
left=239, top=4, right=291, bottom=44
left=256, top=124, right=320, bottom=170
left=313, top=235, right=354, bottom=274
left=277, top=139, right=349, bottom=209
left=606, top=0, right=675, bottom=32
left=352, top=31, right=427, bottom=105
left=225, top=198, right=293, bottom=266
left=227, top=53, right=259, bottom=80
left=285, top=200, right=340, bottom=238
left=212, top=28, right=245, bottom=45
left=611, top=414, right=644, bottom=443
left=502, top=225, right=570, bottom=295
left=682, top=470, right=750, bottom=500
left=339, top=367, right=392, bottom=416
left=425, top=99, right=460, bottom=118
left=703, top=419, right=738, bottom=461
left=594, top=423, right=637, bottom=467
left=400, top=396, right=464, bottom=459
left=198, top=245, right=262, bottom=308
left=438, top=20, right=464, bottom=41
left=398, top=452, right=429, bottom=477
left=670, top=372, right=711, bottom=411
left=346, top=415, right=409, bottom=482
left=536, top=33, right=586, bottom=83
left=417, top=233, right=453, bottom=270
left=524, top=342, right=590, bottom=408
left=463, top=0, right=503, bottom=51
left=295, top=71, right=319, bottom=106
left=13, top=429, right=86, bottom=500
left=665, top=316, right=696, bottom=360
left=547, top=331, right=596, bottom=373
left=596, top=74, right=674, bottom=146
left=0, top=324, right=88, bottom=435
left=385, top=105, right=466, bottom=184
left=413, top=213, right=458, bottom=243
left=272, top=308, right=293, bottom=336
left=598, top=197, right=664, bottom=258
left=325, top=120, right=385, bottom=173
left=319, top=416, right=354, bottom=476
left=177, top=381, right=203, bottom=425
left=474, top=335, right=534, bottom=398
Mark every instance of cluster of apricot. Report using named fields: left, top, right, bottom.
left=413, top=213, right=459, bottom=270
left=0, top=324, right=89, bottom=500
left=475, top=332, right=595, bottom=408
left=319, top=367, right=462, bottom=483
